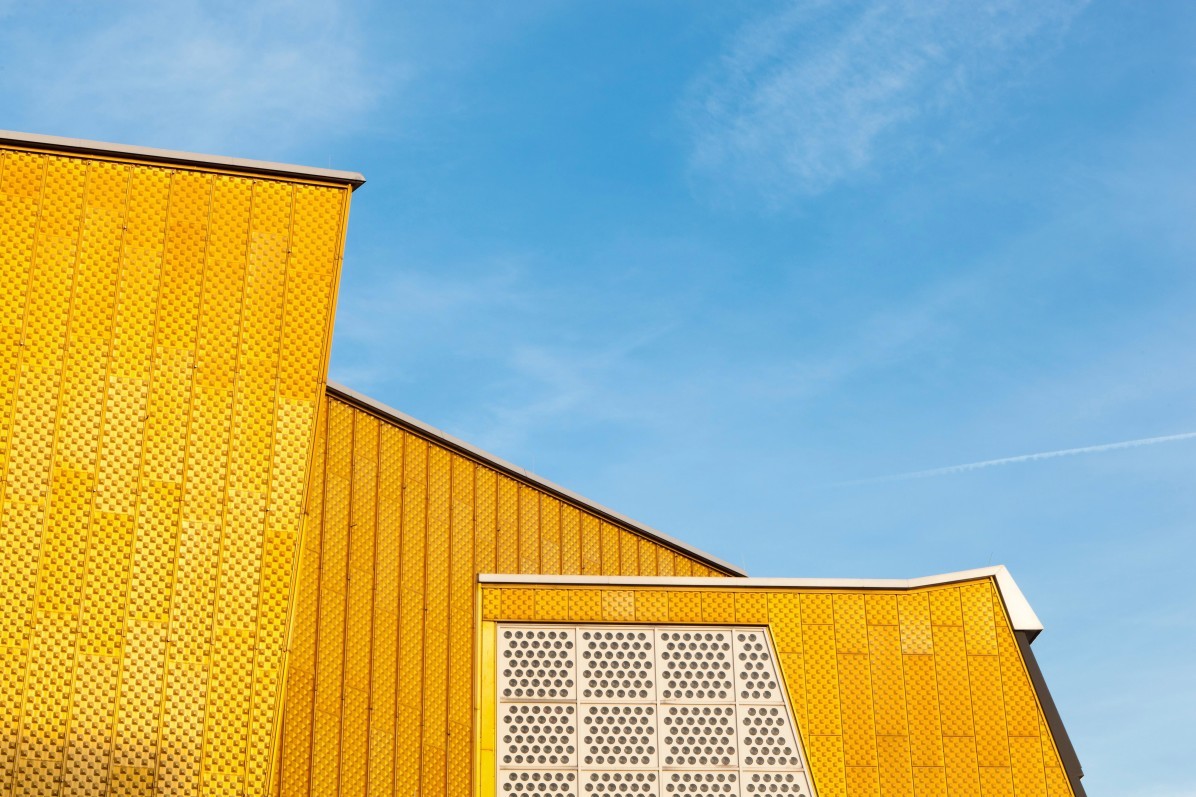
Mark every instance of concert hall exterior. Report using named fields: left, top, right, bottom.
left=0, top=132, right=1085, bottom=797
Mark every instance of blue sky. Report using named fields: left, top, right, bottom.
left=3, top=1, right=1194, bottom=792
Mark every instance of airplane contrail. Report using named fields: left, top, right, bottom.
left=836, top=430, right=1196, bottom=487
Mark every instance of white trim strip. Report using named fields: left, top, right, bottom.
left=478, top=565, right=1044, bottom=638
left=326, top=381, right=748, bottom=576
left=0, top=129, right=366, bottom=188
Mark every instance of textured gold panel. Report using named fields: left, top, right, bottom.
left=0, top=141, right=350, bottom=795
left=866, top=625, right=906, bottom=737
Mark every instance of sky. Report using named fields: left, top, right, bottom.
left=2, top=1, right=1194, bottom=793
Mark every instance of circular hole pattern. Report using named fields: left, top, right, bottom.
left=501, top=704, right=576, bottom=766
left=503, top=771, right=577, bottom=795
left=581, top=630, right=654, bottom=700
left=662, top=705, right=735, bottom=767
left=745, top=773, right=808, bottom=796
left=659, top=631, right=732, bottom=700
left=665, top=772, right=738, bottom=796
left=503, top=629, right=575, bottom=699
left=740, top=707, right=800, bottom=767
left=582, top=704, right=656, bottom=766
left=736, top=632, right=779, bottom=701
left=584, top=772, right=657, bottom=794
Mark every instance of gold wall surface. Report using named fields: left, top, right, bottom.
left=278, top=394, right=735, bottom=796
left=0, top=141, right=352, bottom=795
left=479, top=579, right=1075, bottom=797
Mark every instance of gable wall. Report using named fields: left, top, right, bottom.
left=278, top=395, right=735, bottom=796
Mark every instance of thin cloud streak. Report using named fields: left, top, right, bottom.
left=836, top=431, right=1196, bottom=486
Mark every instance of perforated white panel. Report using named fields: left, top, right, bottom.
left=500, top=627, right=578, bottom=700
left=580, top=629, right=655, bottom=701
left=659, top=629, right=733, bottom=702
left=495, top=625, right=815, bottom=797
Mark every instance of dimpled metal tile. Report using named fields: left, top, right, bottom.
left=495, top=624, right=814, bottom=797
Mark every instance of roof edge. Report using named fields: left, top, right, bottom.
left=326, top=381, right=747, bottom=577
left=1015, top=631, right=1085, bottom=794
left=0, top=129, right=366, bottom=189
left=478, top=565, right=1045, bottom=637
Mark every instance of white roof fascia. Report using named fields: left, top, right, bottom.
left=478, top=565, right=1044, bottom=638
left=326, top=381, right=747, bottom=577
left=0, top=129, right=366, bottom=189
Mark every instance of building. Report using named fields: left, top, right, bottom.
left=0, top=131, right=1084, bottom=797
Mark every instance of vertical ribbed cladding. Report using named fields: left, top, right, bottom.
left=278, top=394, right=735, bottom=796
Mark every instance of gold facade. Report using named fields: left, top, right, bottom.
left=0, top=139, right=352, bottom=795
left=0, top=131, right=1082, bottom=797
left=479, top=579, right=1075, bottom=797
left=277, top=394, right=733, bottom=796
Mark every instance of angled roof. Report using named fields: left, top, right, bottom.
left=0, top=129, right=366, bottom=188
left=327, top=380, right=749, bottom=576
left=478, top=564, right=1043, bottom=637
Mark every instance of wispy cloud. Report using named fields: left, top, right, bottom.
left=1, top=0, right=388, bottom=155
left=685, top=0, right=1087, bottom=199
left=837, top=431, right=1196, bottom=486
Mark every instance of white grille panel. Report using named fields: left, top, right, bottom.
left=661, top=705, right=738, bottom=768
left=499, top=703, right=578, bottom=768
left=496, top=624, right=813, bottom=797
left=658, top=630, right=734, bottom=702
left=582, top=771, right=660, bottom=796
left=733, top=630, right=781, bottom=704
left=500, top=769, right=580, bottom=797
left=580, top=628, right=656, bottom=701
left=739, top=706, right=802, bottom=769
left=500, top=627, right=578, bottom=700
left=580, top=704, right=658, bottom=768
left=743, top=772, right=812, bottom=797
left=664, top=771, right=741, bottom=797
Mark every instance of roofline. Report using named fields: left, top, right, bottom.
left=1015, top=631, right=1085, bottom=794
left=478, top=565, right=1044, bottom=638
left=326, top=381, right=748, bottom=577
left=0, top=129, right=366, bottom=189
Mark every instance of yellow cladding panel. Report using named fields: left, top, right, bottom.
left=279, top=394, right=733, bottom=797
left=0, top=143, right=350, bottom=795
left=479, top=578, right=1074, bottom=797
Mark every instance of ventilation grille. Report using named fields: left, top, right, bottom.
left=582, top=771, right=659, bottom=795
left=500, top=627, right=577, bottom=700
left=661, top=705, right=737, bottom=768
left=734, top=630, right=780, bottom=702
left=580, top=629, right=655, bottom=701
left=500, top=769, right=579, bottom=797
left=740, top=707, right=802, bottom=769
left=744, top=773, right=811, bottom=797
left=500, top=702, right=578, bottom=768
left=665, top=772, right=740, bottom=797
left=495, top=625, right=815, bottom=797
left=659, top=630, right=733, bottom=701
left=581, top=704, right=657, bottom=767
